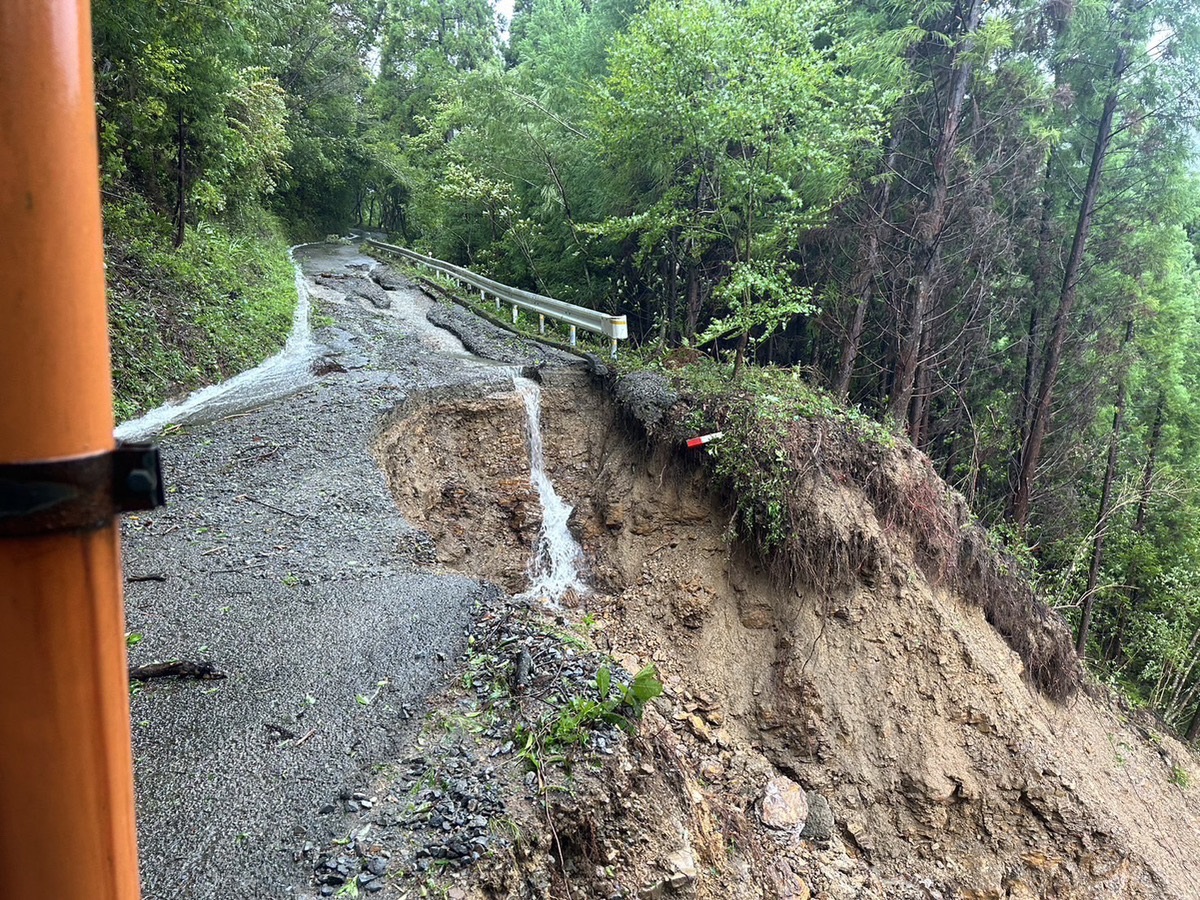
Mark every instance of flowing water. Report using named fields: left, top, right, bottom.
left=114, top=239, right=587, bottom=602
left=514, top=376, right=588, bottom=604
left=115, top=243, right=320, bottom=442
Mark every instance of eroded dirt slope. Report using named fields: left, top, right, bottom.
left=375, top=367, right=1200, bottom=899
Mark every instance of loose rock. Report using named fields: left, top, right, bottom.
left=761, top=775, right=809, bottom=831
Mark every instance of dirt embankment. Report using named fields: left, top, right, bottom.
left=373, top=367, right=1200, bottom=900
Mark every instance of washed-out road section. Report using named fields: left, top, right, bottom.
left=119, top=244, right=562, bottom=899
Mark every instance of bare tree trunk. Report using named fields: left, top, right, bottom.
left=1106, top=390, right=1165, bottom=662
left=889, top=0, right=980, bottom=424
left=732, top=331, right=749, bottom=380
left=173, top=109, right=187, bottom=249
left=685, top=263, right=701, bottom=344
left=1078, top=318, right=1134, bottom=655
left=910, top=324, right=936, bottom=450
left=1013, top=139, right=1059, bottom=465
left=1010, top=46, right=1128, bottom=527
left=1016, top=305, right=1042, bottom=466
left=835, top=140, right=900, bottom=399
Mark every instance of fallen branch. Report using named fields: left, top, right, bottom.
left=129, top=660, right=227, bottom=681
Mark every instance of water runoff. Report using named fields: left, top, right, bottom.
left=115, top=244, right=319, bottom=441
left=114, top=237, right=587, bottom=602
left=514, top=375, right=588, bottom=605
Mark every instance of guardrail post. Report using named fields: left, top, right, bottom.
left=569, top=325, right=577, bottom=347
left=539, top=314, right=545, bottom=335
left=611, top=338, right=618, bottom=359
left=512, top=304, right=519, bottom=325
left=0, top=2, right=142, bottom=898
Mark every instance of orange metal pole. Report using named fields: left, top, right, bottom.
left=0, top=2, right=142, bottom=899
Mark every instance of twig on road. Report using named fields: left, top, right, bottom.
left=239, top=494, right=309, bottom=519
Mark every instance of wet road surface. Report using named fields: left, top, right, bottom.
left=121, top=244, right=534, bottom=899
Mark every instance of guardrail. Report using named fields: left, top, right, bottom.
left=365, top=239, right=628, bottom=356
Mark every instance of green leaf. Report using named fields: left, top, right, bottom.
left=597, top=666, right=612, bottom=700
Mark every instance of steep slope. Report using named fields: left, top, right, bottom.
left=373, top=365, right=1200, bottom=899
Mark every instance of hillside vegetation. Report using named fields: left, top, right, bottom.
left=93, top=0, right=379, bottom=416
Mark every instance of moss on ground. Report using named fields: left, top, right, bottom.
left=105, top=196, right=297, bottom=421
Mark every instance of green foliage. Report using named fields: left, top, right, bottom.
left=106, top=198, right=297, bottom=420
left=591, top=0, right=899, bottom=338
left=696, top=263, right=817, bottom=354
left=517, top=664, right=663, bottom=771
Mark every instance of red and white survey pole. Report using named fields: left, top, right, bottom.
left=686, top=431, right=725, bottom=449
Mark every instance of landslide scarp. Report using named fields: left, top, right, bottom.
left=372, top=367, right=1200, bottom=900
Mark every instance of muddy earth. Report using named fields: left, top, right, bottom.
left=359, top=366, right=1200, bottom=899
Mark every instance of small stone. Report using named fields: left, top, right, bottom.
left=769, top=860, right=811, bottom=900
left=366, top=857, right=389, bottom=877
left=761, top=775, right=809, bottom=830
left=799, top=792, right=834, bottom=843
left=665, top=848, right=696, bottom=881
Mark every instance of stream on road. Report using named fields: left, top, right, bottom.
left=117, top=239, right=586, bottom=600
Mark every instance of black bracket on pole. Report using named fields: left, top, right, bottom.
left=0, top=443, right=165, bottom=538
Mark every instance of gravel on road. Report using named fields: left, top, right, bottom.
left=121, top=243, right=555, bottom=899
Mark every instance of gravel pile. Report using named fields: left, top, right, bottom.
left=305, top=588, right=638, bottom=894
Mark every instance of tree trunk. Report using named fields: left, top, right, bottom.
left=685, top=263, right=701, bottom=344
left=1077, top=318, right=1134, bottom=656
left=910, top=324, right=936, bottom=450
left=1106, top=389, right=1165, bottom=662
left=1013, top=131, right=1059, bottom=465
left=835, top=140, right=900, bottom=399
left=889, top=0, right=980, bottom=424
left=1010, top=46, right=1128, bottom=527
left=1187, top=702, right=1200, bottom=743
left=732, top=331, right=749, bottom=380
left=173, top=109, right=187, bottom=249
left=1015, top=305, right=1042, bottom=469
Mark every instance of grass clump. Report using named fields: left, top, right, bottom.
left=105, top=196, right=298, bottom=421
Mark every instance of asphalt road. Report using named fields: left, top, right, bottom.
left=121, top=244, right=536, bottom=899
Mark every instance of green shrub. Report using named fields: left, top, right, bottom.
left=105, top=196, right=297, bottom=420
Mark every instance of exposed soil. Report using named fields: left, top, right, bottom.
left=368, top=366, right=1200, bottom=900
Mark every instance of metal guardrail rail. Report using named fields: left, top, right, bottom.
left=365, top=239, right=628, bottom=356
